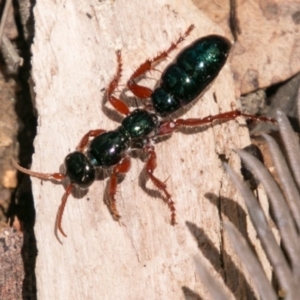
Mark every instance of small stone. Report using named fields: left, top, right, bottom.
left=2, top=170, right=17, bottom=188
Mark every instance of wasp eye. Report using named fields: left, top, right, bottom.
left=65, top=151, right=95, bottom=189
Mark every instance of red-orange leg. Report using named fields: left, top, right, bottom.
left=127, top=25, right=195, bottom=99
left=107, top=156, right=131, bottom=221
left=158, top=109, right=277, bottom=135
left=107, top=50, right=130, bottom=116
left=55, top=183, right=73, bottom=237
left=144, top=145, right=176, bottom=225
left=76, top=129, right=106, bottom=152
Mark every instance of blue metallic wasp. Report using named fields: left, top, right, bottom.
left=13, top=25, right=274, bottom=236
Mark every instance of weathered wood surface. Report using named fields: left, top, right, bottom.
left=31, top=0, right=265, bottom=299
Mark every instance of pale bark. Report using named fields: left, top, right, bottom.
left=31, top=0, right=268, bottom=299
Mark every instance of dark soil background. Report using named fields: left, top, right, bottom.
left=0, top=1, right=36, bottom=299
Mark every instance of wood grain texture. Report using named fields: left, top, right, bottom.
left=31, top=0, right=267, bottom=299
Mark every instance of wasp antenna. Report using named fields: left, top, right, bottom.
left=11, top=158, right=65, bottom=181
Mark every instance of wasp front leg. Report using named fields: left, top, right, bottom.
left=106, top=156, right=131, bottom=221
